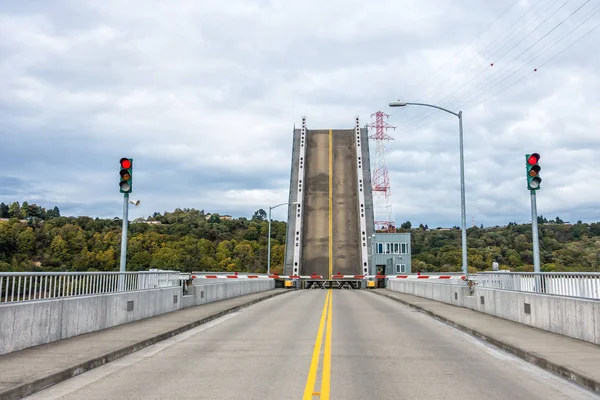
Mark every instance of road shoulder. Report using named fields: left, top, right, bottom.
left=372, top=289, right=600, bottom=394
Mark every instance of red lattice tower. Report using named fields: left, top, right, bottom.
left=368, top=111, right=396, bottom=232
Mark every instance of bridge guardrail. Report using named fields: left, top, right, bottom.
left=475, top=272, right=600, bottom=300
left=0, top=271, right=187, bottom=304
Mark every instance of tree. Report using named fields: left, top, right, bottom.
left=47, top=206, right=61, bottom=219
left=50, top=236, right=69, bottom=264
left=252, top=209, right=267, bottom=221
left=21, top=201, right=29, bottom=217
left=17, top=228, right=35, bottom=255
left=8, top=202, right=23, bottom=219
left=0, top=202, right=8, bottom=218
left=400, top=221, right=412, bottom=229
left=244, top=225, right=259, bottom=241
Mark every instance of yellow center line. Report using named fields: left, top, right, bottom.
left=303, top=130, right=335, bottom=399
left=303, top=290, right=331, bottom=399
left=321, top=288, right=333, bottom=399
left=328, top=129, right=333, bottom=281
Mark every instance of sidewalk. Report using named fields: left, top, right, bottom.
left=373, top=289, right=600, bottom=394
left=0, top=289, right=289, bottom=400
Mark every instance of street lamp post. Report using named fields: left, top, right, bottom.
left=389, top=101, right=468, bottom=277
left=267, top=202, right=297, bottom=275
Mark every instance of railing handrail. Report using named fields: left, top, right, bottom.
left=474, top=271, right=600, bottom=300
left=0, top=271, right=184, bottom=277
left=477, top=271, right=600, bottom=276
left=0, top=270, right=187, bottom=305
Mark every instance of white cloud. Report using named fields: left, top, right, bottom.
left=0, top=0, right=599, bottom=227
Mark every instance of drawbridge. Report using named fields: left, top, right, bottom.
left=283, top=117, right=375, bottom=288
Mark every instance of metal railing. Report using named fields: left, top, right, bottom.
left=475, top=272, right=600, bottom=300
left=0, top=271, right=188, bottom=304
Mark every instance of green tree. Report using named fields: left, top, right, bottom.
left=50, top=236, right=69, bottom=264
left=8, top=202, right=23, bottom=219
left=17, top=228, right=36, bottom=255
left=252, top=209, right=267, bottom=221
left=0, top=202, right=9, bottom=218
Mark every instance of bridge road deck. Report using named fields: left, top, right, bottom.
left=300, top=129, right=361, bottom=278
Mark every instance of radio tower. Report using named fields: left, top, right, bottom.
left=368, top=111, right=396, bottom=232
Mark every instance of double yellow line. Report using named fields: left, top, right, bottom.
left=303, top=290, right=333, bottom=400
left=303, top=129, right=334, bottom=399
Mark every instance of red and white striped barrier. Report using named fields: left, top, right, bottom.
left=382, top=275, right=466, bottom=280
left=190, top=274, right=466, bottom=280
left=192, top=274, right=272, bottom=279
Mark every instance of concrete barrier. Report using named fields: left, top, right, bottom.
left=181, top=279, right=275, bottom=309
left=387, top=279, right=599, bottom=345
left=388, top=279, right=470, bottom=307
left=0, top=279, right=275, bottom=356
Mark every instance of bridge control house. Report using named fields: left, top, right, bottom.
left=370, top=232, right=412, bottom=275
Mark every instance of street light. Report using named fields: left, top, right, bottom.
left=389, top=101, right=468, bottom=277
left=267, top=201, right=298, bottom=275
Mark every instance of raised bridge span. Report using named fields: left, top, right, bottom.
left=283, top=116, right=375, bottom=282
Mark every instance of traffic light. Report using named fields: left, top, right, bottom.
left=526, top=153, right=541, bottom=190
left=119, top=158, right=133, bottom=193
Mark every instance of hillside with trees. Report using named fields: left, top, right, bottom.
left=401, top=217, right=600, bottom=273
left=0, top=202, right=286, bottom=274
left=0, top=201, right=598, bottom=273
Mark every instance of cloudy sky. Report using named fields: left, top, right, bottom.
left=1, top=0, right=599, bottom=227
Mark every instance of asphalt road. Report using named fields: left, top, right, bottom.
left=301, top=128, right=362, bottom=278
left=301, top=130, right=330, bottom=277
left=332, top=129, right=360, bottom=276
left=25, top=290, right=600, bottom=400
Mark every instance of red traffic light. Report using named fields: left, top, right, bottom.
left=527, top=153, right=540, bottom=165
left=120, top=158, right=132, bottom=169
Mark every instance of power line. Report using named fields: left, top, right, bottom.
left=401, top=17, right=600, bottom=132
left=432, top=0, right=577, bottom=111
left=395, top=0, right=562, bottom=126
left=395, top=0, right=599, bottom=132
left=405, top=0, right=522, bottom=98
left=461, top=18, right=600, bottom=113
left=448, top=0, right=597, bottom=111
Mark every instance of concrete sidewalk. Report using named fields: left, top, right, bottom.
left=0, top=289, right=289, bottom=400
left=372, top=289, right=600, bottom=394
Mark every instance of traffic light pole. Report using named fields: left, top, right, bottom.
left=119, top=193, right=130, bottom=290
left=530, top=190, right=541, bottom=273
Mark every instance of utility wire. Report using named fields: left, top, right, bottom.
left=396, top=0, right=598, bottom=132
left=395, top=0, right=555, bottom=124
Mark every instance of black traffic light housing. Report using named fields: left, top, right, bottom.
left=526, top=153, right=541, bottom=190
left=119, top=158, right=133, bottom=193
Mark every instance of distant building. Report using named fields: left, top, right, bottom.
left=0, top=218, right=30, bottom=224
left=370, top=232, right=412, bottom=275
left=204, top=213, right=233, bottom=221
